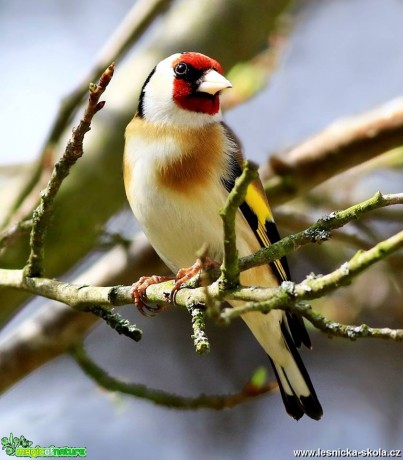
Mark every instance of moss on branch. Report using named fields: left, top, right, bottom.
left=239, top=191, right=403, bottom=272
left=223, top=229, right=403, bottom=341
left=219, top=161, right=259, bottom=289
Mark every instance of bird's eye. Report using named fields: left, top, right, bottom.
left=174, top=62, right=188, bottom=76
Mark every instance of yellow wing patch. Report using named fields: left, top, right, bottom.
left=245, top=183, right=273, bottom=223
left=244, top=182, right=288, bottom=282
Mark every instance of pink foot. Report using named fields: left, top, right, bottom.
left=131, top=275, right=174, bottom=316
left=170, top=257, right=220, bottom=303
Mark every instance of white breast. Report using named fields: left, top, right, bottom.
left=124, top=134, right=227, bottom=272
left=123, top=122, right=273, bottom=280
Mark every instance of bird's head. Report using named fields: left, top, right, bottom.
left=137, top=52, right=232, bottom=127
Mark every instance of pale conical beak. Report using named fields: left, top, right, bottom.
left=197, top=69, right=232, bottom=95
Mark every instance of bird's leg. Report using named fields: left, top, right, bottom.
left=170, top=257, right=220, bottom=303
left=132, top=257, right=219, bottom=314
left=131, top=275, right=175, bottom=316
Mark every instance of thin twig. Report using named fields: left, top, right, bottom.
left=186, top=303, right=210, bottom=354
left=219, top=161, right=259, bottom=289
left=24, top=64, right=115, bottom=278
left=70, top=343, right=277, bottom=410
left=224, top=229, right=403, bottom=327
left=0, top=192, right=401, bottom=304
left=284, top=303, right=403, bottom=342
left=86, top=305, right=142, bottom=342
left=239, top=191, right=403, bottom=272
left=274, top=209, right=373, bottom=250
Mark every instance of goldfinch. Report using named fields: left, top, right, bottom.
left=123, top=52, right=323, bottom=420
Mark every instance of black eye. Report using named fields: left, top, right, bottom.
left=174, top=62, right=188, bottom=76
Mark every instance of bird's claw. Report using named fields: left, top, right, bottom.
left=131, top=275, right=174, bottom=316
left=132, top=258, right=219, bottom=314
left=169, top=257, right=220, bottom=303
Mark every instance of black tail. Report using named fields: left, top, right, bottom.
left=269, top=322, right=323, bottom=421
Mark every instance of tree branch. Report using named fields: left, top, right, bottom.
left=239, top=191, right=403, bottom=272
left=70, top=343, right=277, bottom=410
left=86, top=305, right=142, bottom=342
left=1, top=192, right=401, bottom=306
left=24, top=64, right=115, bottom=278
left=130, top=227, right=403, bottom=343
left=0, top=234, right=165, bottom=395
left=223, top=229, right=403, bottom=325
left=219, top=161, right=259, bottom=289
left=1, top=198, right=401, bottom=343
left=186, top=303, right=210, bottom=354
left=262, top=97, right=403, bottom=204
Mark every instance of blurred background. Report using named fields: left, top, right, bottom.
left=0, top=0, right=402, bottom=458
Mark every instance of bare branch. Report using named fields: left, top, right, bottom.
left=262, top=98, right=403, bottom=204
left=0, top=194, right=401, bottom=404
left=239, top=191, right=403, bottom=272
left=142, top=229, right=403, bottom=342
left=70, top=343, right=277, bottom=410
left=0, top=234, right=165, bottom=395
left=1, top=192, right=402, bottom=318
left=219, top=161, right=259, bottom=289
left=24, top=64, right=115, bottom=278
left=223, top=229, right=403, bottom=330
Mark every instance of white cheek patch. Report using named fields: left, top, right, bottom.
left=143, top=63, right=176, bottom=123
left=142, top=54, right=223, bottom=128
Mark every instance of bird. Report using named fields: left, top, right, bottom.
left=123, top=51, right=323, bottom=420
